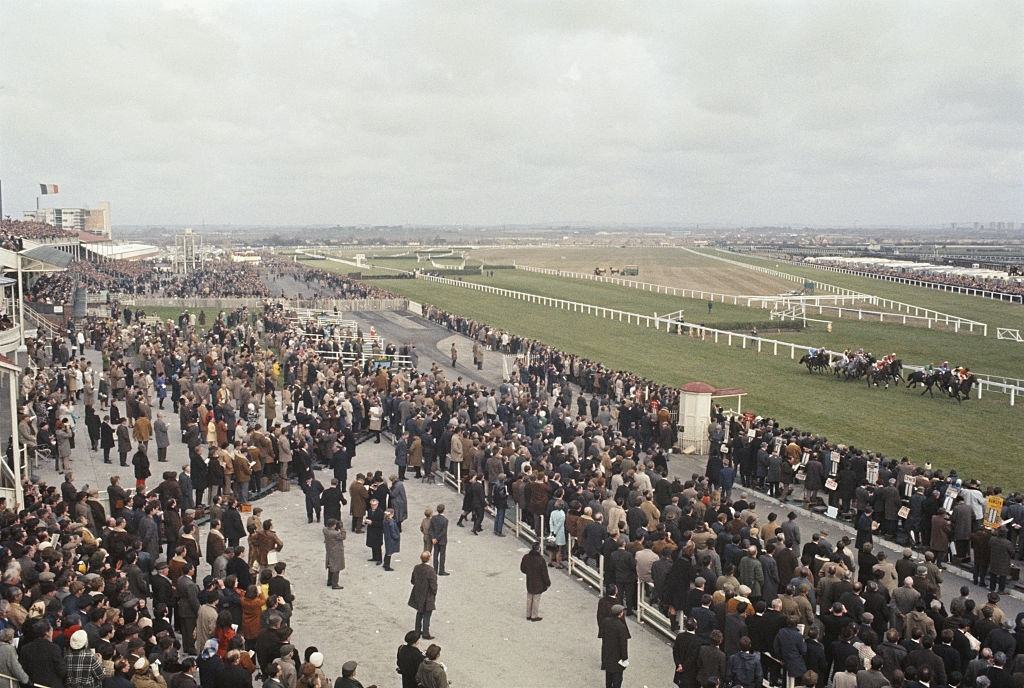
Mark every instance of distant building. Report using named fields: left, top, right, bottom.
left=24, top=201, right=111, bottom=238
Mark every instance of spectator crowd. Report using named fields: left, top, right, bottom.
left=5, top=268, right=1024, bottom=688
left=807, top=258, right=1024, bottom=297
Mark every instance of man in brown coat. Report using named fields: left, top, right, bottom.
left=349, top=476, right=370, bottom=533
left=133, top=414, right=153, bottom=451
left=520, top=542, right=551, bottom=621
left=206, top=520, right=226, bottom=567
left=233, top=449, right=253, bottom=503
left=409, top=552, right=438, bottom=640
left=930, top=510, right=952, bottom=563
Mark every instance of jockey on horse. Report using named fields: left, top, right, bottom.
left=800, top=346, right=830, bottom=373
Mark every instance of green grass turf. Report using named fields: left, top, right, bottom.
left=708, top=250, right=1024, bottom=332
left=379, top=275, right=1023, bottom=490
left=462, top=270, right=1024, bottom=379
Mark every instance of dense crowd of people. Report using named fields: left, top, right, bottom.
left=25, top=255, right=406, bottom=309
left=806, top=259, right=1024, bottom=297
left=7, top=279, right=1024, bottom=688
left=263, top=259, right=401, bottom=301
left=0, top=220, right=78, bottom=251
left=11, top=307, right=462, bottom=688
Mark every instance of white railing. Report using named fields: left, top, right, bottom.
left=420, top=273, right=837, bottom=359
left=695, top=248, right=989, bottom=335
left=23, top=305, right=61, bottom=338
left=418, top=273, right=1022, bottom=405
left=996, top=328, right=1023, bottom=343
left=296, top=331, right=385, bottom=348
left=298, top=249, right=415, bottom=276
left=314, top=350, right=413, bottom=369
left=637, top=580, right=674, bottom=639
left=517, top=262, right=982, bottom=333
left=566, top=534, right=604, bottom=591
left=515, top=264, right=765, bottom=304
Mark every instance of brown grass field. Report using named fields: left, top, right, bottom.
left=468, top=245, right=796, bottom=296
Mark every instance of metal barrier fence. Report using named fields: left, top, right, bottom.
left=566, top=534, right=603, bottom=592
left=440, top=462, right=462, bottom=492
left=314, top=350, right=414, bottom=369
left=636, top=580, right=674, bottom=639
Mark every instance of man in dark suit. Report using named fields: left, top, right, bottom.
left=150, top=559, right=175, bottom=627
left=222, top=500, right=245, bottom=548
left=320, top=479, right=346, bottom=526
left=672, top=617, right=701, bottom=688
left=427, top=504, right=449, bottom=575
left=408, top=552, right=438, bottom=640
left=600, top=604, right=629, bottom=688
left=689, top=594, right=717, bottom=643
left=465, top=474, right=486, bottom=534
left=175, top=563, right=200, bottom=651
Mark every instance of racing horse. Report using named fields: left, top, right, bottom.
left=948, top=373, right=977, bottom=403
left=864, top=360, right=905, bottom=387
left=867, top=359, right=903, bottom=389
left=842, top=357, right=872, bottom=381
left=798, top=351, right=830, bottom=374
left=906, top=369, right=942, bottom=396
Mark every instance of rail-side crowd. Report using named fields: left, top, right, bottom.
left=418, top=302, right=1024, bottom=688
left=804, top=259, right=1024, bottom=297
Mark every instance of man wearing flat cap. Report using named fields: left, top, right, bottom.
left=335, top=659, right=377, bottom=688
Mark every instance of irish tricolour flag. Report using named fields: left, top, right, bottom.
left=39, top=184, right=59, bottom=195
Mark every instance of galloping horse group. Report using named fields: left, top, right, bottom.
left=799, top=349, right=976, bottom=401
left=905, top=367, right=977, bottom=402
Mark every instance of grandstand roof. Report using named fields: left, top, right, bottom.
left=21, top=245, right=74, bottom=270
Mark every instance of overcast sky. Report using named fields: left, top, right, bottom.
left=1, top=1, right=1021, bottom=227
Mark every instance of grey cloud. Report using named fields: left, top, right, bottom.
left=0, top=0, right=1020, bottom=226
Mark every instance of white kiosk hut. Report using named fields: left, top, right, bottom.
left=679, top=381, right=747, bottom=454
